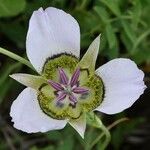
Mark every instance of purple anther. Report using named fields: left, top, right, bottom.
left=69, top=94, right=77, bottom=104
left=58, top=68, right=69, bottom=85
left=48, top=67, right=89, bottom=107
left=70, top=68, right=80, bottom=87
left=56, top=92, right=67, bottom=101
left=72, top=87, right=89, bottom=94
left=48, top=80, right=64, bottom=91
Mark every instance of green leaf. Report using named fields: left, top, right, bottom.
left=46, top=131, right=62, bottom=141
left=0, top=62, right=22, bottom=103
left=111, top=118, right=145, bottom=150
left=74, top=10, right=99, bottom=33
left=121, top=31, right=132, bottom=51
left=121, top=20, right=136, bottom=44
left=105, top=25, right=119, bottom=58
left=131, top=29, right=150, bottom=54
left=131, top=0, right=142, bottom=29
left=94, top=6, right=110, bottom=23
left=100, top=0, right=121, bottom=17
left=107, top=47, right=119, bottom=59
left=0, top=62, right=21, bottom=85
left=0, top=0, right=26, bottom=17
left=132, top=49, right=150, bottom=64
left=0, top=79, right=13, bottom=103
left=99, top=34, right=107, bottom=52
left=105, top=24, right=117, bottom=49
left=57, top=136, right=74, bottom=150
left=25, top=0, right=51, bottom=16
left=0, top=22, right=26, bottom=48
left=73, top=10, right=100, bottom=48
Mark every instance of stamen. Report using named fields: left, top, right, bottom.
left=48, top=67, right=90, bottom=108
left=69, top=94, right=77, bottom=105
left=57, top=92, right=67, bottom=101
left=73, top=87, right=89, bottom=94
left=58, top=68, right=69, bottom=85
left=70, top=68, right=80, bottom=87
left=48, top=80, right=64, bottom=91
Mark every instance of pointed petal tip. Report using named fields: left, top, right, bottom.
left=69, top=114, right=86, bottom=139
left=80, top=132, right=85, bottom=139
left=97, top=33, right=101, bottom=39
left=38, top=7, right=44, bottom=12
left=9, top=74, right=14, bottom=78
left=9, top=74, right=19, bottom=80
left=9, top=74, right=16, bottom=77
left=93, top=34, right=101, bottom=43
left=94, top=34, right=101, bottom=45
left=69, top=121, right=85, bottom=139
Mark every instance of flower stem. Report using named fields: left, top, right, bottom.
left=0, top=47, right=35, bottom=71
left=86, top=113, right=111, bottom=150
left=89, top=117, right=129, bottom=150
left=107, top=117, right=129, bottom=130
left=89, top=124, right=111, bottom=150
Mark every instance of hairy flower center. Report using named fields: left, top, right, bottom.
left=38, top=54, right=104, bottom=120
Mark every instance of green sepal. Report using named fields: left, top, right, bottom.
left=78, top=35, right=100, bottom=74
left=69, top=113, right=86, bottom=138
left=10, top=73, right=46, bottom=90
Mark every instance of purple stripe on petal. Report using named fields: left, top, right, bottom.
left=48, top=80, right=64, bottom=91
left=69, top=94, right=77, bottom=104
left=57, top=92, right=67, bottom=101
left=70, top=68, right=80, bottom=87
left=58, top=68, right=69, bottom=85
left=73, top=87, right=89, bottom=94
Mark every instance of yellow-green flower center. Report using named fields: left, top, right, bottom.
left=38, top=54, right=104, bottom=120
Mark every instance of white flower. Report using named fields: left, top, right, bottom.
left=10, top=7, right=146, bottom=138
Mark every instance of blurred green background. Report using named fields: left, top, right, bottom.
left=0, top=0, right=150, bottom=150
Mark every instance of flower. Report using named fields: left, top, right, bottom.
left=10, top=7, right=146, bottom=138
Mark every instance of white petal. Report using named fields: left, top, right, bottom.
left=26, top=7, right=80, bottom=73
left=79, top=35, right=100, bottom=73
left=10, top=88, right=67, bottom=133
left=10, top=73, right=46, bottom=90
left=95, top=58, right=146, bottom=114
left=69, top=114, right=86, bottom=138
